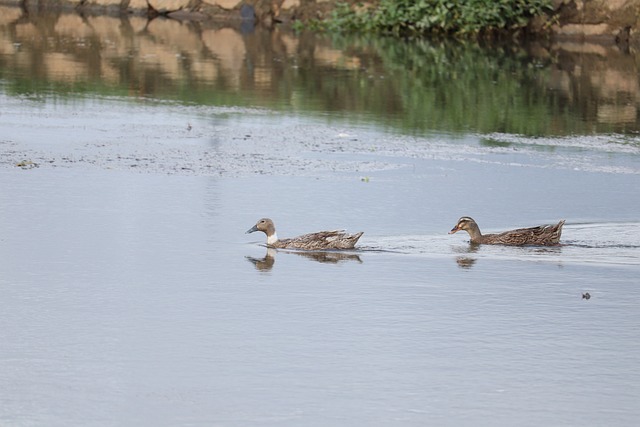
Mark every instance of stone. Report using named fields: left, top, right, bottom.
left=128, top=0, right=149, bottom=11
left=281, top=0, right=300, bottom=9
left=556, top=23, right=611, bottom=36
left=0, top=5, right=26, bottom=26
left=204, top=0, right=242, bottom=10
left=81, top=0, right=125, bottom=7
left=148, top=0, right=191, bottom=13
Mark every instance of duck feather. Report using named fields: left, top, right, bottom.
left=449, top=216, right=565, bottom=246
left=247, top=218, right=363, bottom=250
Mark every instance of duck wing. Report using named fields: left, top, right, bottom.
left=485, top=220, right=565, bottom=246
left=278, top=230, right=363, bottom=250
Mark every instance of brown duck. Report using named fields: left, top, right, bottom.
left=449, top=216, right=565, bottom=246
left=246, top=218, right=363, bottom=250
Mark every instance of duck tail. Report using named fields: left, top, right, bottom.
left=553, top=220, right=566, bottom=243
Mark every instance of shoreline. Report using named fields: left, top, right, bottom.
left=2, top=0, right=638, bottom=45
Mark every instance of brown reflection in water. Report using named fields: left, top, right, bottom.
left=291, top=250, right=363, bottom=265
left=0, top=6, right=364, bottom=97
left=452, top=243, right=479, bottom=269
left=546, top=41, right=639, bottom=130
left=245, top=248, right=277, bottom=272
left=1, top=5, right=640, bottom=131
left=455, top=257, right=477, bottom=269
left=246, top=247, right=362, bottom=272
left=450, top=243, right=564, bottom=269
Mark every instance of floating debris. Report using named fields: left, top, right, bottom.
left=582, top=292, right=591, bottom=300
left=16, top=160, right=38, bottom=169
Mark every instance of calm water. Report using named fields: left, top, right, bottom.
left=2, top=6, right=640, bottom=426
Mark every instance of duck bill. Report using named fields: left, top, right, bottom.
left=246, top=225, right=258, bottom=234
left=448, top=226, right=459, bottom=234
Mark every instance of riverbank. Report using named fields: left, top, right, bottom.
left=2, top=0, right=639, bottom=44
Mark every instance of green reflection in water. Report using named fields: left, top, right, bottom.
left=0, top=9, right=638, bottom=136
left=327, top=36, right=556, bottom=135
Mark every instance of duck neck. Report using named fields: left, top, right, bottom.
left=466, top=223, right=484, bottom=243
left=263, top=222, right=278, bottom=246
left=266, top=232, right=278, bottom=245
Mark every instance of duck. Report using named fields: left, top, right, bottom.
left=246, top=218, right=363, bottom=250
left=449, top=216, right=565, bottom=246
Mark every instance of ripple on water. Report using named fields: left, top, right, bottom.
left=361, top=222, right=640, bottom=267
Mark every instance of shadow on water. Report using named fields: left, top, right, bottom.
left=245, top=247, right=363, bottom=272
left=1, top=4, right=640, bottom=135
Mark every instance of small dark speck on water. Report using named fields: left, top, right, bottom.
left=583, top=292, right=591, bottom=300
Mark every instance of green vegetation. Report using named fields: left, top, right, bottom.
left=311, top=0, right=553, bottom=36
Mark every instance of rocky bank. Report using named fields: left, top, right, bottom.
left=3, top=0, right=640, bottom=44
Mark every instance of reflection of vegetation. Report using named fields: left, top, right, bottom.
left=340, top=37, right=557, bottom=135
left=318, top=0, right=553, bottom=37
left=310, top=35, right=639, bottom=135
left=0, top=18, right=636, bottom=136
left=0, top=75, right=130, bottom=99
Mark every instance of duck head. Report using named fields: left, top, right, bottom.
left=246, top=218, right=275, bottom=234
left=246, top=218, right=278, bottom=245
left=449, top=216, right=477, bottom=234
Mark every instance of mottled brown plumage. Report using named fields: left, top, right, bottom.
left=449, top=216, right=565, bottom=246
left=246, top=218, right=363, bottom=250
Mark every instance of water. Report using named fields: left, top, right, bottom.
left=1, top=167, right=639, bottom=426
left=2, top=6, right=640, bottom=426
left=2, top=5, right=640, bottom=135
left=2, top=152, right=639, bottom=426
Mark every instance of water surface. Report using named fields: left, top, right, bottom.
left=1, top=7, right=640, bottom=427
left=1, top=165, right=639, bottom=426
left=2, top=4, right=640, bottom=135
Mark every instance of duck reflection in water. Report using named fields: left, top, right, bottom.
left=450, top=235, right=564, bottom=269
left=455, top=256, right=477, bottom=269
left=245, top=248, right=278, bottom=272
left=245, top=248, right=363, bottom=272
left=452, top=241, right=480, bottom=269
